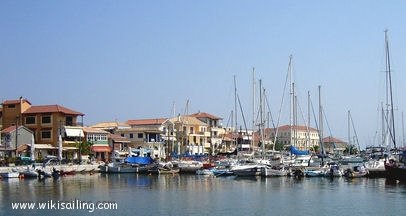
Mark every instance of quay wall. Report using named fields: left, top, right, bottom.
left=0, top=164, right=100, bottom=173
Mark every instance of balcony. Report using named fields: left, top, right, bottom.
left=198, top=131, right=211, bottom=137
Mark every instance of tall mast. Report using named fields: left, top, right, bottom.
left=289, top=55, right=294, bottom=148
left=307, top=91, right=311, bottom=151
left=403, top=111, right=405, bottom=148
left=385, top=29, right=397, bottom=149
left=381, top=102, right=385, bottom=147
left=252, top=68, right=256, bottom=153
left=234, top=75, right=238, bottom=151
left=259, top=79, right=265, bottom=156
left=294, top=90, right=297, bottom=148
left=348, top=110, right=351, bottom=154
left=319, top=85, right=324, bottom=163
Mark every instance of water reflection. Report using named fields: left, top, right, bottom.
left=2, top=174, right=406, bottom=216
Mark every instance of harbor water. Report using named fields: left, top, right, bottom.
left=1, top=174, right=406, bottom=216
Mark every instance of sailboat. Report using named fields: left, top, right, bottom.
left=382, top=30, right=406, bottom=181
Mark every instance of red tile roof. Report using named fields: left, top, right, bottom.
left=2, top=99, right=31, bottom=105
left=126, top=118, right=167, bottom=126
left=108, top=134, right=130, bottom=142
left=1, top=125, right=29, bottom=134
left=189, top=112, right=222, bottom=120
left=1, top=126, right=17, bottom=133
left=23, top=105, right=83, bottom=115
left=322, top=136, right=345, bottom=143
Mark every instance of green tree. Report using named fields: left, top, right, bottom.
left=76, top=141, right=92, bottom=156
left=310, top=145, right=320, bottom=153
left=273, top=140, right=285, bottom=151
left=344, top=145, right=358, bottom=155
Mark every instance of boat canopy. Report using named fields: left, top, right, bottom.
left=125, top=156, right=153, bottom=165
left=290, top=146, right=309, bottom=156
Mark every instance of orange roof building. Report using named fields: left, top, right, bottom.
left=1, top=98, right=84, bottom=146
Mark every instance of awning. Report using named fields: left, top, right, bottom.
left=63, top=147, right=79, bottom=151
left=35, top=144, right=57, bottom=150
left=16, top=144, right=30, bottom=153
left=65, top=128, right=84, bottom=137
left=91, top=146, right=112, bottom=152
left=112, top=138, right=131, bottom=143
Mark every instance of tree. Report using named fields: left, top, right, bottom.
left=76, top=141, right=92, bottom=157
left=310, top=145, right=320, bottom=153
left=344, top=144, right=358, bottom=155
left=273, top=140, right=285, bottom=151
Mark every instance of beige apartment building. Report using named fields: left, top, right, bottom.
left=266, top=125, right=320, bottom=150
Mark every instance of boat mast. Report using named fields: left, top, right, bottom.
left=259, top=79, right=265, bottom=156
left=234, top=75, right=238, bottom=153
left=252, top=68, right=256, bottom=153
left=319, top=85, right=324, bottom=165
left=403, top=111, right=405, bottom=148
left=307, top=91, right=311, bottom=151
left=289, top=55, right=294, bottom=149
left=385, top=29, right=397, bottom=150
left=349, top=110, right=361, bottom=153
left=294, top=89, right=297, bottom=148
left=381, top=102, right=385, bottom=147
left=348, top=110, right=351, bottom=155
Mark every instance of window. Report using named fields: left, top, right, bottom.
left=121, top=133, right=125, bottom=137
left=7, top=104, right=15, bottom=108
left=138, top=133, right=143, bottom=139
left=66, top=116, right=73, bottom=126
left=25, top=116, right=36, bottom=125
left=42, top=115, right=51, bottom=124
left=190, top=127, right=194, bottom=134
left=130, top=133, right=134, bottom=139
left=41, top=130, right=51, bottom=139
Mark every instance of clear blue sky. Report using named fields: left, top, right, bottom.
left=1, top=1, right=406, bottom=149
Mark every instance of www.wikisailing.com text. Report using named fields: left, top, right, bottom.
left=11, top=199, right=117, bottom=212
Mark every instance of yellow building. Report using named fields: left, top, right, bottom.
left=166, top=115, right=210, bottom=155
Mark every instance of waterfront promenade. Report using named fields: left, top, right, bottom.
left=0, top=163, right=100, bottom=175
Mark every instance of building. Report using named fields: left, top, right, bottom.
left=90, top=121, right=130, bottom=133
left=83, top=127, right=110, bottom=161
left=189, top=112, right=224, bottom=155
left=112, top=118, right=167, bottom=158
left=266, top=125, right=320, bottom=150
left=165, top=115, right=210, bottom=155
left=108, top=133, right=131, bottom=158
left=0, top=106, right=3, bottom=129
left=61, top=126, right=83, bottom=160
left=1, top=98, right=84, bottom=147
left=0, top=125, right=34, bottom=157
left=322, top=136, right=347, bottom=155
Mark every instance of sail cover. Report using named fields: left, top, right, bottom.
left=290, top=146, right=309, bottom=155
left=125, top=156, right=153, bottom=165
